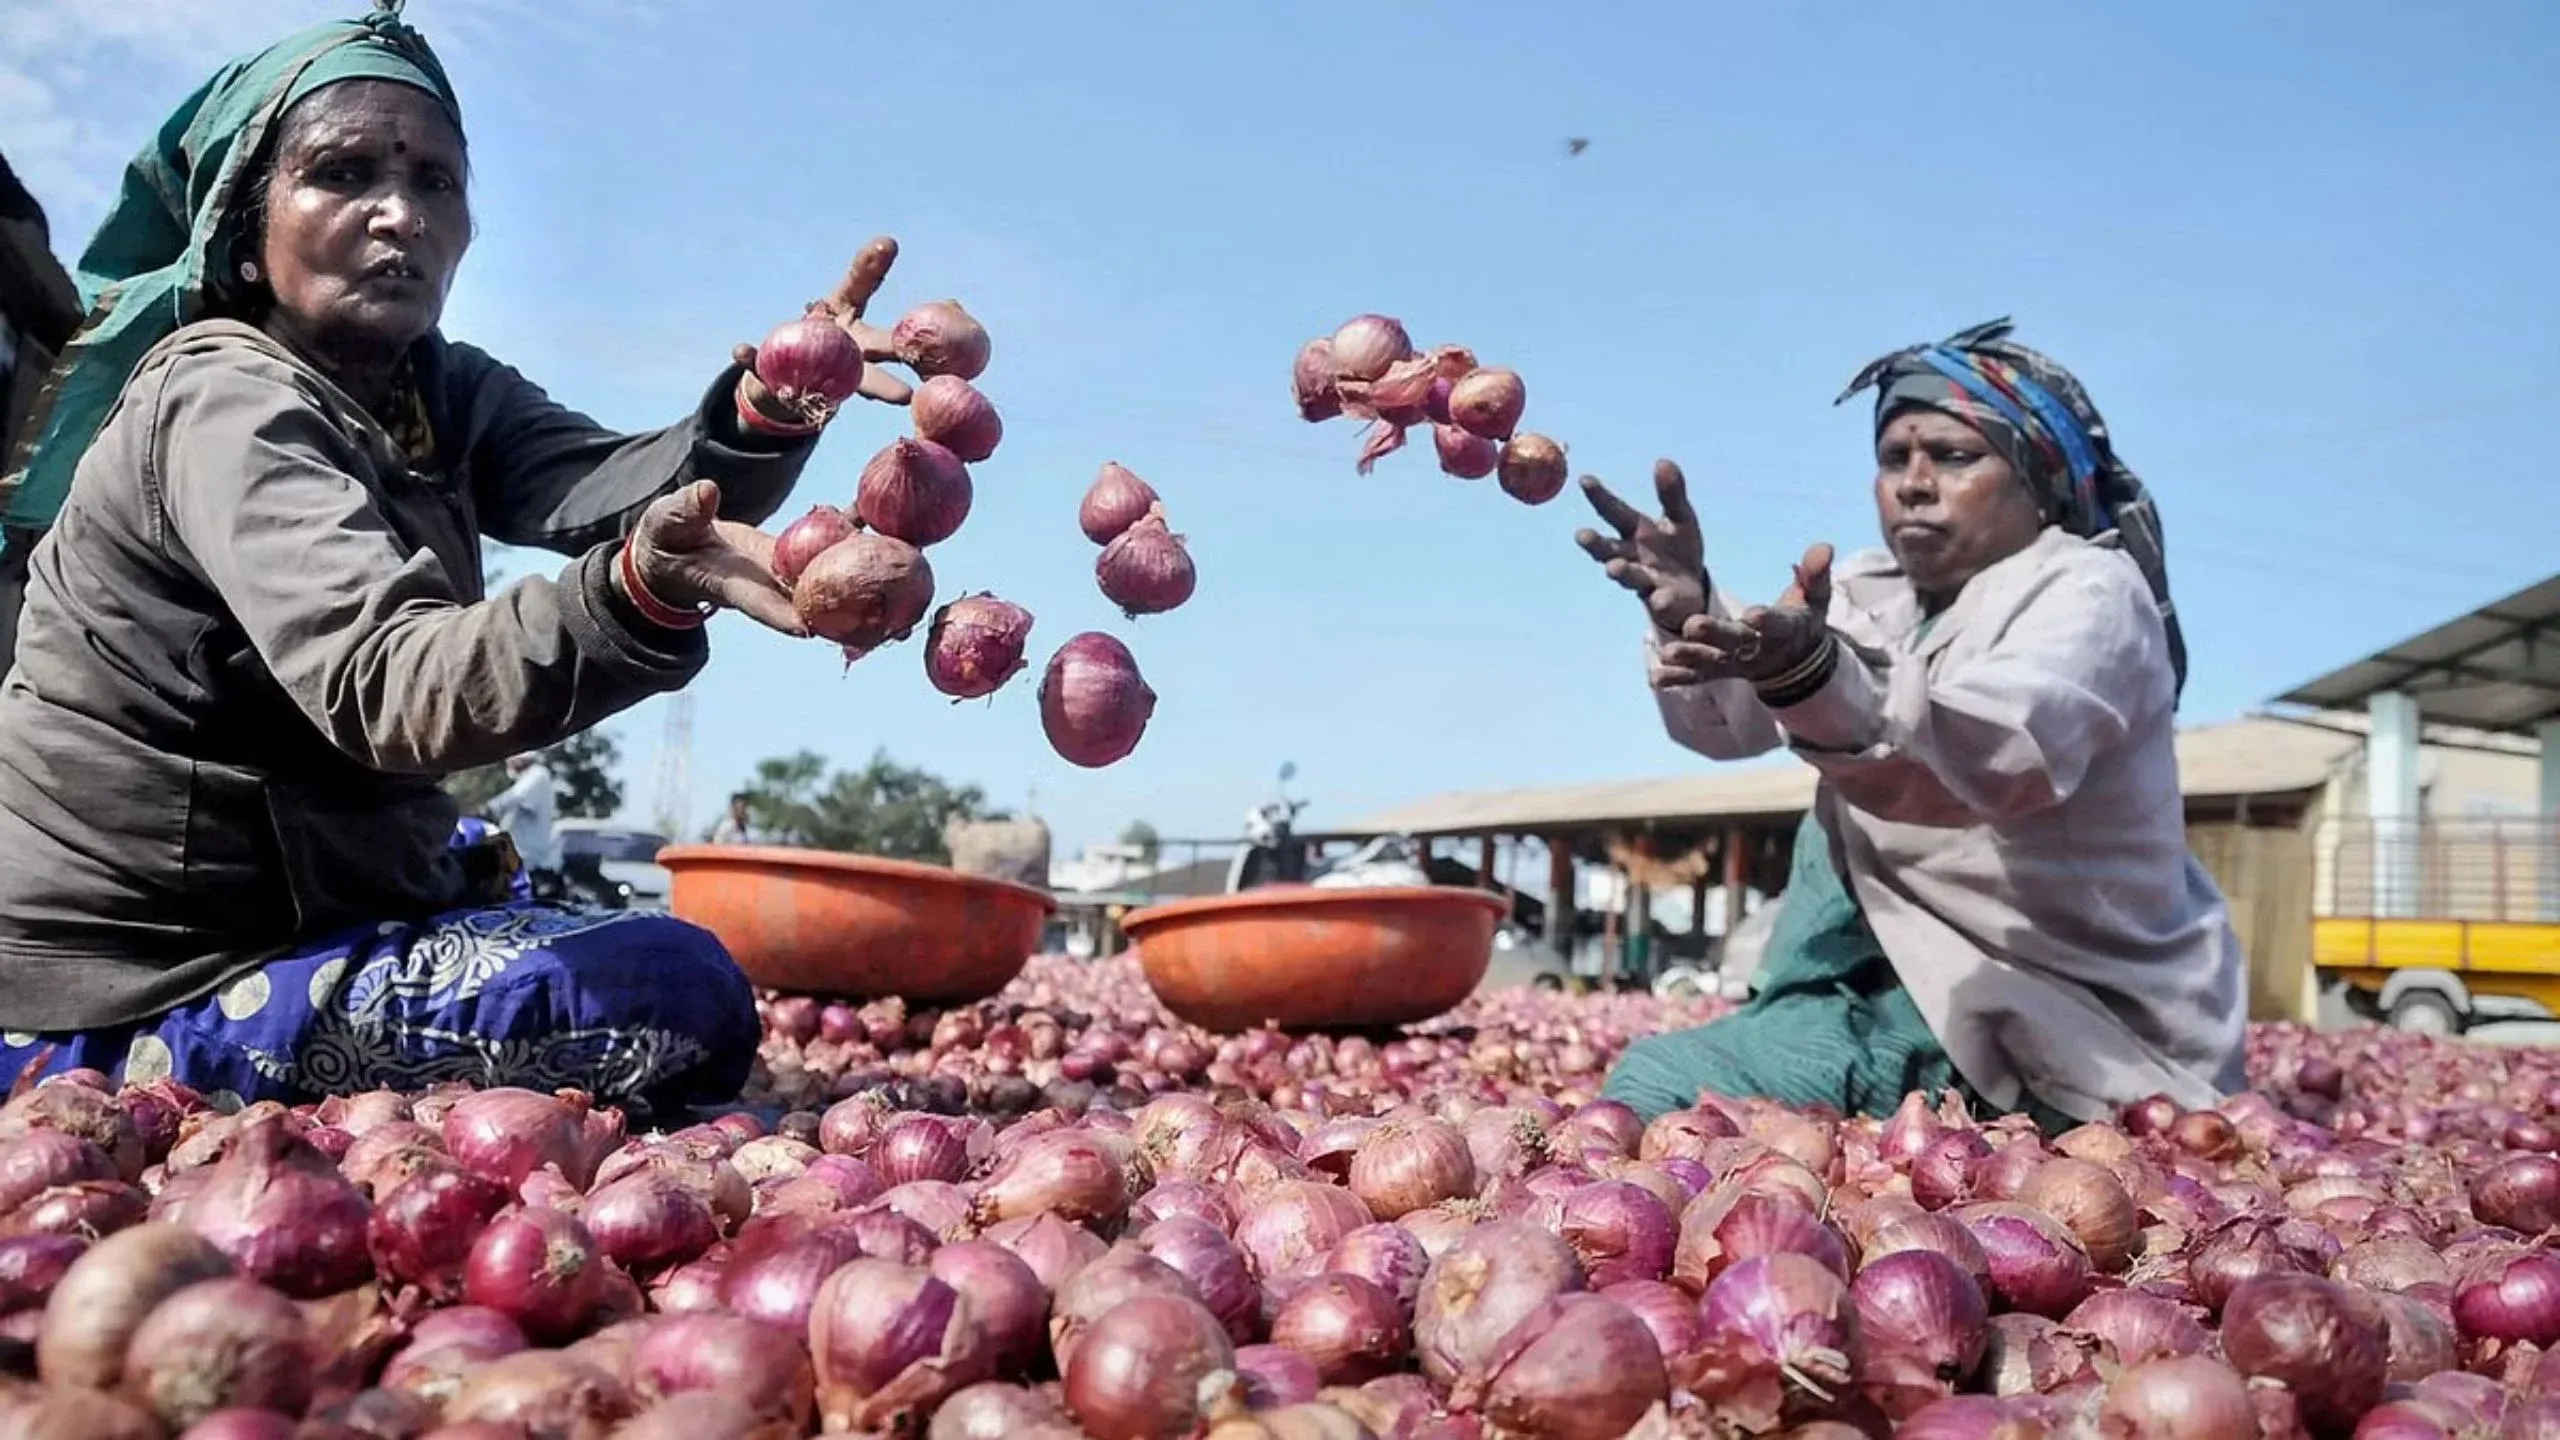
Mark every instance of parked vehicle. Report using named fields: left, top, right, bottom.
left=555, top=820, right=674, bottom=910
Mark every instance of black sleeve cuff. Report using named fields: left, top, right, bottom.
left=563, top=543, right=709, bottom=684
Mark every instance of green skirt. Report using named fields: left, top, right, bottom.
left=1601, top=809, right=2075, bottom=1134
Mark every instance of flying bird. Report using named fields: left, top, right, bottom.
left=1565, top=137, right=1590, bottom=156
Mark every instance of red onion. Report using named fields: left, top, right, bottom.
left=1413, top=1219, right=1586, bottom=1387
left=0, top=1129, right=115, bottom=1215
left=987, top=1211, right=1109, bottom=1291
left=2172, top=1110, right=2244, bottom=1162
left=584, top=1169, right=720, bottom=1272
left=1640, top=1108, right=1740, bottom=1162
left=1972, top=1140, right=2050, bottom=1203
left=0, top=1234, right=81, bottom=1317
left=755, top=312, right=864, bottom=419
left=1688, top=1253, right=1861, bottom=1432
left=930, top=1240, right=1050, bottom=1376
left=176, top=1409, right=299, bottom=1439
left=2063, top=1288, right=2210, bottom=1364
left=462, top=1204, right=612, bottom=1342
left=1095, top=506, right=1196, bottom=619
left=1039, top=632, right=1156, bottom=768
left=1137, top=1217, right=1260, bottom=1344
left=893, top=300, right=992, bottom=381
left=1081, top=462, right=1164, bottom=546
left=1325, top=1223, right=1431, bottom=1317
left=1853, top=1249, right=1989, bottom=1407
left=1674, top=1189, right=1850, bottom=1292
left=2335, top=1235, right=2451, bottom=1293
left=1955, top=1201, right=2093, bottom=1318
left=1864, top=1212, right=1992, bottom=1292
left=977, top=1129, right=1132, bottom=1230
left=925, top=594, right=1036, bottom=701
left=613, top=1391, right=767, bottom=1440
left=1348, top=1120, right=1475, bottom=1222
left=818, top=1093, right=893, bottom=1157
left=1061, top=1293, right=1240, bottom=1440
left=2097, top=1355, right=2259, bottom=1440
left=794, top=530, right=935, bottom=654
left=2372, top=1288, right=2457, bottom=1381
left=715, top=1227, right=864, bottom=1335
left=1054, top=1243, right=1203, bottom=1372
left=1292, top=339, right=1342, bottom=423
left=931, top=1382, right=1081, bottom=1440
left=367, top=1167, right=509, bottom=1302
left=1271, top=1273, right=1407, bottom=1384
left=2189, top=1217, right=2315, bottom=1316
left=2224, top=1274, right=2387, bottom=1431
left=913, top=374, right=1004, bottom=462
left=32, top=1222, right=232, bottom=1390
left=122, top=1277, right=311, bottom=1432
left=2020, top=1157, right=2139, bottom=1274
left=0, top=1070, right=145, bottom=1179
left=1236, top=1182, right=1373, bottom=1283
left=873, top=1120, right=972, bottom=1190
left=1496, top=433, right=1569, bottom=506
left=1556, top=1180, right=1677, bottom=1288
left=1446, top=368, right=1526, bottom=442
left=2471, top=1154, right=2560, bottom=1233
left=0, top=1387, right=163, bottom=1439
left=6, top=1178, right=144, bottom=1237
left=1328, top=315, right=1412, bottom=384
left=180, top=1116, right=371, bottom=1297
left=1433, top=425, right=1498, bottom=480
left=810, top=1258, right=998, bottom=1433
left=1449, top=1293, right=1666, bottom=1440
left=1912, top=1132, right=1992, bottom=1211
left=2454, top=1247, right=2560, bottom=1344
left=444, top=1351, right=633, bottom=1437
left=1232, top=1343, right=1320, bottom=1408
left=630, top=1311, right=814, bottom=1427
left=1133, top=1180, right=1234, bottom=1234
left=441, top=1088, right=595, bottom=1190
left=873, top=1179, right=972, bottom=1240
left=859, top=436, right=975, bottom=548
left=772, top=504, right=857, bottom=588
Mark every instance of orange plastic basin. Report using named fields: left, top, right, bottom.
left=659, top=845, right=1055, bottom=1002
left=1124, top=886, right=1507, bottom=1033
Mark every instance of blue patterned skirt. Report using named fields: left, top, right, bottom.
left=0, top=903, right=758, bottom=1116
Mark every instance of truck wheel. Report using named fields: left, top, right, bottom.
left=2387, top=990, right=2463, bottom=1036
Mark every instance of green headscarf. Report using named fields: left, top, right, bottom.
left=1, top=0, right=461, bottom=529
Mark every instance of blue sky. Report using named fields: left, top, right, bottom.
left=6, top=1, right=2555, bottom=856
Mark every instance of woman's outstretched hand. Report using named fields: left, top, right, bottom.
left=1654, top=544, right=1837, bottom=690
left=622, top=481, right=806, bottom=638
left=734, top=236, right=916, bottom=417
left=1576, top=458, right=1712, bottom=634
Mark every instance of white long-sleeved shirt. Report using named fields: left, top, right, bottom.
left=486, top=761, right=561, bottom=873
left=1651, top=527, right=2247, bottom=1121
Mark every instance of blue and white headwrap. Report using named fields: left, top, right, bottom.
left=1837, top=317, right=2186, bottom=698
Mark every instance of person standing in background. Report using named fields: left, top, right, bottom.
left=487, top=754, right=563, bottom=899
left=0, top=152, right=86, bottom=676
left=709, top=792, right=754, bottom=844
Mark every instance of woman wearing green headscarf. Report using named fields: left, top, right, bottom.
left=1576, top=320, right=2247, bottom=1129
left=0, top=4, right=918, bottom=1114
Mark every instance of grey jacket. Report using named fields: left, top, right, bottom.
left=0, top=320, right=815, bottom=1030
left=1651, top=527, right=2249, bottom=1121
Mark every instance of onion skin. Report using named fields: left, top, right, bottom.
left=1270, top=1273, right=1408, bottom=1384
left=1293, top=340, right=1342, bottom=424
left=2219, top=1273, right=2387, bottom=1435
left=1450, top=1293, right=1666, bottom=1440
left=1496, top=434, right=1569, bottom=506
left=36, top=1221, right=233, bottom=1390
left=0, top=1387, right=165, bottom=1440
left=794, top=530, right=936, bottom=654
left=930, top=1241, right=1051, bottom=1376
left=1038, top=632, right=1157, bottom=769
left=912, top=375, right=1004, bottom=462
left=808, top=1258, right=999, bottom=1434
left=976, top=1128, right=1134, bottom=1231
left=1685, top=1252, right=1861, bottom=1434
left=444, top=1350, right=633, bottom=1438
left=1850, top=1249, right=1988, bottom=1411
left=630, top=1311, right=815, bottom=1426
left=121, top=1277, right=312, bottom=1432
left=1954, top=1201, right=2094, bottom=1318
left=893, top=300, right=993, bottom=381
left=924, top=594, right=1036, bottom=701
left=2097, top=1355, right=2259, bottom=1440
left=1234, top=1343, right=1321, bottom=1408
left=2019, top=1156, right=2139, bottom=1274
left=1329, top=315, right=1412, bottom=385
left=1555, top=1180, right=1676, bottom=1288
left=1348, top=1120, right=1476, bottom=1222
left=858, top=436, right=975, bottom=549
left=0, top=1078, right=146, bottom=1181
left=1061, top=1293, right=1241, bottom=1440
left=2062, top=1288, right=2211, bottom=1365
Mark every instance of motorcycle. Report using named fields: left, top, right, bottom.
left=1225, top=764, right=1428, bottom=893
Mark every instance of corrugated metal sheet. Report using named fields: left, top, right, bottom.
left=1330, top=716, right=2362, bottom=839
left=2277, top=573, right=2560, bottom=735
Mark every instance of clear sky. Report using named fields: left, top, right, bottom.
left=6, top=1, right=2555, bottom=857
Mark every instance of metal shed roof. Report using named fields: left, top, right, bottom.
left=1326, top=717, right=2359, bottom=840
left=2276, top=573, right=2560, bottom=736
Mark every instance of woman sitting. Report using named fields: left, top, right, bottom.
left=0, top=8, right=911, bottom=1114
left=1579, top=319, right=2246, bottom=1127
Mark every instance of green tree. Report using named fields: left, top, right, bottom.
left=1120, top=820, right=1162, bottom=864
left=737, top=748, right=1004, bottom=861
left=445, top=728, right=625, bottom=819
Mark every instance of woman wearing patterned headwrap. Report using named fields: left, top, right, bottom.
left=1579, top=319, right=2244, bottom=1127
left=0, top=5, right=920, bottom=1114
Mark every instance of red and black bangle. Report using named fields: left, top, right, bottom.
left=733, top=382, right=824, bottom=439
left=617, top=540, right=709, bottom=631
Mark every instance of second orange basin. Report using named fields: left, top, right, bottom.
left=1124, top=885, right=1507, bottom=1033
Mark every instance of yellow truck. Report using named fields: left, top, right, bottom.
left=2317, top=817, right=2560, bottom=1032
